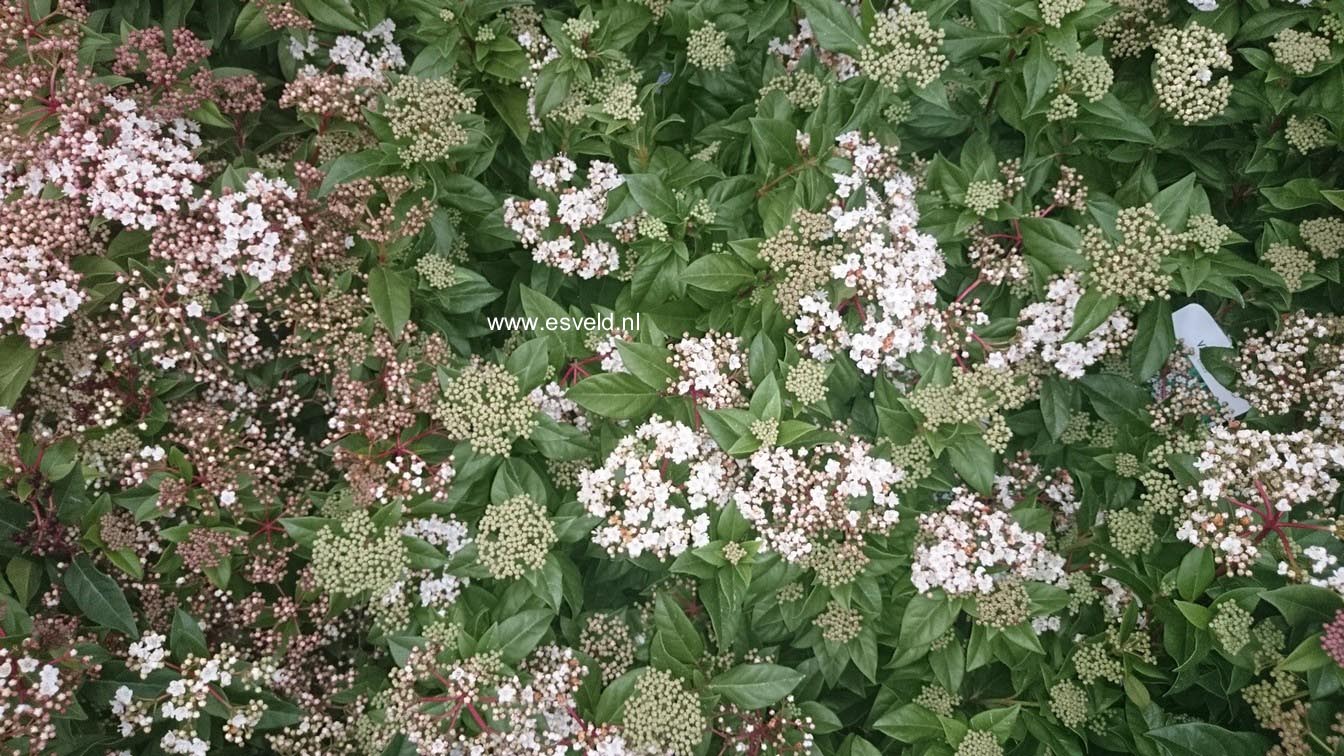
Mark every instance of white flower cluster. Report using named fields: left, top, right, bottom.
left=1005, top=273, right=1133, bottom=379
left=113, top=645, right=271, bottom=755
left=211, top=173, right=307, bottom=287
left=127, top=631, right=169, bottom=678
left=793, top=133, right=947, bottom=375
left=530, top=380, right=591, bottom=430
left=0, top=245, right=86, bottom=345
left=579, top=416, right=739, bottom=559
left=1175, top=425, right=1343, bottom=575
left=404, top=514, right=471, bottom=551
left=503, top=155, right=625, bottom=279
left=1293, top=545, right=1344, bottom=597
left=668, top=331, right=751, bottom=410
left=404, top=515, right=471, bottom=609
left=911, top=490, right=1066, bottom=595
left=767, top=18, right=860, bottom=80
left=388, top=645, right=636, bottom=755
left=80, top=97, right=204, bottom=229
left=0, top=652, right=63, bottom=702
left=733, top=439, right=903, bottom=563
left=1185, top=425, right=1344, bottom=514
left=321, top=20, right=405, bottom=82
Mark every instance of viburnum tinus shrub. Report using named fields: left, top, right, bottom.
left=2, top=0, right=1344, bottom=752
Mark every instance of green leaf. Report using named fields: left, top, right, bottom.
left=653, top=593, right=704, bottom=664
left=1039, top=376, right=1071, bottom=440
left=970, top=705, right=1020, bottom=740
left=1176, top=547, right=1215, bottom=602
left=750, top=117, right=797, bottom=168
left=0, top=337, right=37, bottom=407
left=1279, top=634, right=1331, bottom=672
left=170, top=609, right=208, bottom=659
left=1130, top=298, right=1174, bottom=380
left=899, top=594, right=960, bottom=647
left=566, top=373, right=659, bottom=418
left=1075, top=94, right=1155, bottom=143
left=947, top=434, right=995, bottom=494
left=1065, top=288, right=1119, bottom=342
left=795, top=0, right=866, bottom=55
left=368, top=267, right=412, bottom=339
left=1019, top=217, right=1087, bottom=272
left=614, top=341, right=676, bottom=390
left=708, top=664, right=805, bottom=708
left=63, top=555, right=138, bottom=637
left=873, top=703, right=943, bottom=743
left=318, top=149, right=384, bottom=195
left=478, top=608, right=553, bottom=664
left=683, top=254, right=755, bottom=292
left=624, top=174, right=679, bottom=222
left=1148, top=723, right=1269, bottom=756
left=1261, top=585, right=1344, bottom=625
left=505, top=337, right=552, bottom=392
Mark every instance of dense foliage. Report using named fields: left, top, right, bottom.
left=2, top=0, right=1344, bottom=753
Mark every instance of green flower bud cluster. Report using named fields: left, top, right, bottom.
left=563, top=16, right=599, bottom=41
left=1184, top=213, right=1231, bottom=254
left=751, top=417, right=779, bottom=446
left=816, top=600, right=864, bottom=644
left=1139, top=470, right=1183, bottom=516
left=964, top=180, right=1005, bottom=215
left=1074, top=640, right=1124, bottom=685
left=1153, top=25, right=1232, bottom=124
left=1048, top=677, right=1091, bottom=731
left=914, top=684, right=961, bottom=716
left=1113, top=452, right=1140, bottom=478
left=858, top=7, right=947, bottom=92
left=1253, top=622, right=1286, bottom=668
left=433, top=357, right=536, bottom=457
left=1097, top=0, right=1164, bottom=57
left=759, top=211, right=842, bottom=316
left=1285, top=114, right=1331, bottom=154
left=1082, top=204, right=1175, bottom=303
left=955, top=729, right=1004, bottom=756
left=722, top=541, right=747, bottom=565
left=975, top=580, right=1031, bottom=628
left=636, top=213, right=669, bottom=240
left=313, top=509, right=408, bottom=599
left=690, top=199, right=716, bottom=225
left=1049, top=680, right=1089, bottom=729
left=623, top=669, right=707, bottom=756
left=477, top=494, right=555, bottom=579
left=784, top=355, right=827, bottom=403
left=688, top=24, right=733, bottom=71
left=760, top=71, right=826, bottom=110
left=1039, top=0, right=1084, bottom=27
left=579, top=612, right=636, bottom=684
left=1210, top=602, right=1254, bottom=655
left=1264, top=242, right=1312, bottom=290
left=889, top=441, right=932, bottom=489
left=1059, top=52, right=1113, bottom=103
left=777, top=582, right=804, bottom=603
left=808, top=540, right=868, bottom=587
left=416, top=255, right=457, bottom=289
left=1242, top=669, right=1297, bottom=728
left=1270, top=28, right=1331, bottom=75
left=1300, top=217, right=1344, bottom=258
left=1107, top=509, right=1155, bottom=558
left=910, top=364, right=1029, bottom=444
left=385, top=77, right=475, bottom=163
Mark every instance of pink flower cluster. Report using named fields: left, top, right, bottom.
left=0, top=245, right=85, bottom=345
